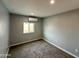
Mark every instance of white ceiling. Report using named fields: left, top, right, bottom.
left=2, top=0, right=79, bottom=17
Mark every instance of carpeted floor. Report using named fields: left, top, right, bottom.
left=8, top=39, right=74, bottom=58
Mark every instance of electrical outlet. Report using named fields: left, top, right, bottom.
left=75, top=49, right=78, bottom=53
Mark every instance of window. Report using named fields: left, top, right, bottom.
left=23, top=22, right=35, bottom=33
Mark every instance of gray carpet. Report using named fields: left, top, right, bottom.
left=8, top=39, right=74, bottom=58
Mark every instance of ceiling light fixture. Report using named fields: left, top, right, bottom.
left=31, top=13, right=34, bottom=15
left=50, top=0, right=55, bottom=4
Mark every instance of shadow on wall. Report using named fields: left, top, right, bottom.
left=10, top=14, right=43, bottom=46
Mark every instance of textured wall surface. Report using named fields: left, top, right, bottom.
left=43, top=9, right=79, bottom=57
left=10, top=14, right=43, bottom=45
left=0, top=1, right=10, bottom=58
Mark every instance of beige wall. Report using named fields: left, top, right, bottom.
left=43, top=9, right=79, bottom=57
left=10, top=14, right=43, bottom=46
left=0, top=1, right=10, bottom=57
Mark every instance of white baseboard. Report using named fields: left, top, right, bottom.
left=43, top=38, right=78, bottom=58
left=10, top=38, right=42, bottom=47
left=2, top=47, right=9, bottom=58
left=6, top=48, right=9, bottom=58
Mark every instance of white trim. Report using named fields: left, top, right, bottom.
left=10, top=38, right=42, bottom=47
left=6, top=48, right=9, bottom=58
left=3, top=47, right=9, bottom=58
left=43, top=38, right=79, bottom=58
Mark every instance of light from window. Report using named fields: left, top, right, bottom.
left=23, top=22, right=35, bottom=33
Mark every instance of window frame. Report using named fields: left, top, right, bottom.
left=23, top=22, right=35, bottom=34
